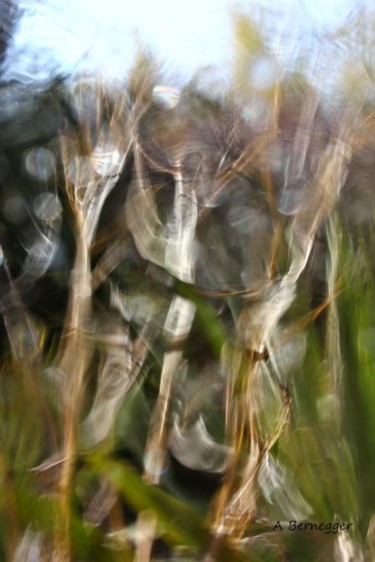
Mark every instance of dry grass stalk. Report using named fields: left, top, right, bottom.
left=206, top=98, right=357, bottom=548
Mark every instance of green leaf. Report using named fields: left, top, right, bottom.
left=86, top=455, right=210, bottom=549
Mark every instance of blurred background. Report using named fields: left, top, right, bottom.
left=0, top=1, right=375, bottom=562
left=0, top=0, right=366, bottom=84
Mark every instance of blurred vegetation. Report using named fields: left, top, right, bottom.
left=0, top=4, right=375, bottom=562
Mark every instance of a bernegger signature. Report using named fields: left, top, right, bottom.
left=273, top=521, right=353, bottom=534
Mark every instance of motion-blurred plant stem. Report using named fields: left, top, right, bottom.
left=54, top=200, right=92, bottom=560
